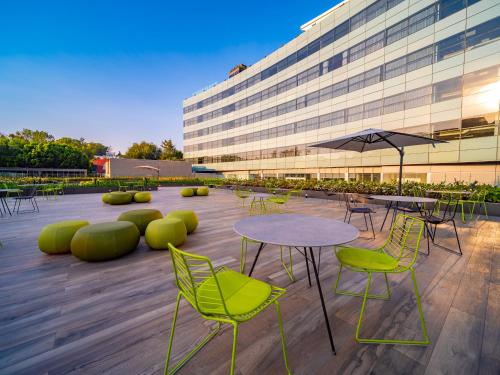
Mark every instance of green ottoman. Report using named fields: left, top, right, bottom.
left=126, top=190, right=139, bottom=199
left=180, top=188, right=194, bottom=197
left=134, top=191, right=152, bottom=203
left=38, top=220, right=90, bottom=254
left=145, top=218, right=187, bottom=249
left=117, top=208, right=163, bottom=235
left=71, top=221, right=140, bottom=261
left=102, top=193, right=111, bottom=204
left=167, top=210, right=198, bottom=234
left=107, top=191, right=133, bottom=205
left=196, top=186, right=209, bottom=196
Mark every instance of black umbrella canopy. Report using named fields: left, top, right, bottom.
left=309, top=128, right=446, bottom=194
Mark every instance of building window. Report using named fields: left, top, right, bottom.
left=386, top=19, right=408, bottom=44
left=407, top=46, right=434, bottom=72
left=461, top=113, right=497, bottom=139
left=405, top=86, right=432, bottom=109
left=383, top=93, right=405, bottom=114
left=435, top=33, right=465, bottom=61
left=347, top=104, right=364, bottom=122
left=466, top=17, right=500, bottom=49
left=384, top=56, right=406, bottom=80
left=433, top=76, right=463, bottom=102
left=348, top=73, right=365, bottom=92
left=364, top=99, right=383, bottom=118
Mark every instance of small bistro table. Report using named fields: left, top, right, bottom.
left=233, top=214, right=359, bottom=354
left=370, top=195, right=437, bottom=231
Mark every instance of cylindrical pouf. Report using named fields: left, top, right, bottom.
left=134, top=191, right=152, bottom=203
left=196, top=186, right=209, bottom=196
left=166, top=210, right=198, bottom=234
left=107, top=191, right=133, bottom=205
left=180, top=188, right=194, bottom=197
left=145, top=218, right=187, bottom=249
left=117, top=209, right=163, bottom=235
left=102, top=193, right=111, bottom=204
left=126, top=190, right=139, bottom=199
left=38, top=220, right=90, bottom=254
left=71, top=221, right=140, bottom=262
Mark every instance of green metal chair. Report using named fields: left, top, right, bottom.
left=234, top=186, right=252, bottom=207
left=459, top=189, right=488, bottom=221
left=265, top=191, right=292, bottom=213
left=289, top=188, right=302, bottom=198
left=165, top=244, right=291, bottom=375
left=333, top=213, right=429, bottom=345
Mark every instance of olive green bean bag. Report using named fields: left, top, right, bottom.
left=166, top=210, right=198, bottom=234
left=71, top=221, right=140, bottom=261
left=196, top=186, right=209, bottom=196
left=145, top=218, right=187, bottom=249
left=117, top=208, right=163, bottom=235
left=180, top=188, right=194, bottom=197
left=134, top=191, right=152, bottom=203
left=105, top=191, right=133, bottom=205
left=38, top=220, right=90, bottom=254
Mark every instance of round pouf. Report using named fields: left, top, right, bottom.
left=117, top=209, right=163, bottom=235
left=145, top=218, right=187, bottom=249
left=107, top=191, right=133, bottom=205
left=180, top=188, right=194, bottom=197
left=166, top=210, right=198, bottom=234
left=71, top=221, right=140, bottom=262
left=38, top=220, right=90, bottom=254
left=102, top=193, right=111, bottom=204
left=134, top=191, right=152, bottom=203
left=196, top=186, right=209, bottom=196
left=126, top=190, right=139, bottom=199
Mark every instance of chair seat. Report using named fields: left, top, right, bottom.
left=197, top=268, right=272, bottom=317
left=336, top=247, right=398, bottom=271
left=425, top=215, right=444, bottom=224
left=350, top=207, right=372, bottom=213
left=266, top=197, right=286, bottom=204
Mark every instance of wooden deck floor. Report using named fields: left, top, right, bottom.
left=0, top=188, right=498, bottom=375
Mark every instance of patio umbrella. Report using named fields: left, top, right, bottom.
left=134, top=165, right=160, bottom=179
left=308, top=128, right=446, bottom=195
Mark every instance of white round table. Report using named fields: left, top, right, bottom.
left=233, top=214, right=359, bottom=354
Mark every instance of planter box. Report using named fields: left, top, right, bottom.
left=61, top=186, right=158, bottom=195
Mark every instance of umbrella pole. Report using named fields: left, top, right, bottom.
left=398, top=147, right=404, bottom=195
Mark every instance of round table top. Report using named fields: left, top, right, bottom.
left=253, top=193, right=272, bottom=198
left=233, top=214, right=359, bottom=247
left=370, top=195, right=436, bottom=203
left=0, top=189, right=21, bottom=193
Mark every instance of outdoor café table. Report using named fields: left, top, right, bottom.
left=233, top=214, right=359, bottom=354
left=370, top=195, right=437, bottom=231
left=426, top=190, right=471, bottom=197
left=249, top=193, right=272, bottom=214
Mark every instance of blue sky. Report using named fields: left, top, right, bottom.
left=0, top=0, right=337, bottom=153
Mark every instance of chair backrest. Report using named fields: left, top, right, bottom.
left=343, top=193, right=354, bottom=210
left=235, top=186, right=250, bottom=198
left=436, top=195, right=459, bottom=222
left=382, top=214, right=424, bottom=270
left=168, top=243, right=230, bottom=317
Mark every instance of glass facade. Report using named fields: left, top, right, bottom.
left=183, top=0, right=500, bottom=184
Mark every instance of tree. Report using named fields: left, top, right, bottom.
left=57, top=137, right=108, bottom=158
left=10, top=129, right=54, bottom=143
left=160, top=139, right=183, bottom=160
left=124, top=141, right=161, bottom=160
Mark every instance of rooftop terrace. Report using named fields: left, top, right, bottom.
left=0, top=188, right=499, bottom=374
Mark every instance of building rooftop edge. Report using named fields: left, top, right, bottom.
left=300, top=0, right=350, bottom=31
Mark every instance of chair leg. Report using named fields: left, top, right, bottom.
left=452, top=220, right=463, bottom=256
left=482, top=202, right=488, bottom=218
left=304, top=250, right=312, bottom=287
left=334, top=266, right=390, bottom=300
left=230, top=323, right=239, bottom=375
left=164, top=293, right=221, bottom=375
left=368, top=212, right=375, bottom=239
left=355, top=270, right=430, bottom=345
left=347, top=212, right=352, bottom=224
left=240, top=238, right=247, bottom=273
left=274, top=301, right=291, bottom=375
left=280, top=246, right=295, bottom=282
left=363, top=213, right=369, bottom=231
